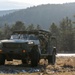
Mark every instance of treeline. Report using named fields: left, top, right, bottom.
left=0, top=21, right=41, bottom=39
left=50, top=17, right=75, bottom=53
left=0, top=17, right=75, bottom=53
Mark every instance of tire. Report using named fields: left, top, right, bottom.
left=0, top=54, right=5, bottom=65
left=48, top=52, right=56, bottom=65
left=22, top=59, right=27, bottom=64
left=31, top=45, right=40, bottom=67
left=31, top=52, right=40, bottom=67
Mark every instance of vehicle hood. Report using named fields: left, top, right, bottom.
left=0, top=39, right=40, bottom=44
left=0, top=39, right=28, bottom=43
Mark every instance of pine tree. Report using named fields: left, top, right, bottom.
left=27, top=24, right=35, bottom=31
left=11, top=21, right=26, bottom=31
left=59, top=17, right=74, bottom=52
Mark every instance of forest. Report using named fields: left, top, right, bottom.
left=0, top=17, right=75, bottom=53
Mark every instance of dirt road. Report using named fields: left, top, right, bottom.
left=0, top=56, right=75, bottom=75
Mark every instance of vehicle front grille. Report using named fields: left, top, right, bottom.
left=3, top=43, right=22, bottom=48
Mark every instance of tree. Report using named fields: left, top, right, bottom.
left=49, top=23, right=59, bottom=36
left=2, top=23, right=11, bottom=39
left=26, top=24, right=35, bottom=31
left=59, top=17, right=74, bottom=52
left=49, top=23, right=60, bottom=52
left=36, top=24, right=41, bottom=30
left=11, top=21, right=26, bottom=31
left=0, top=28, right=3, bottom=39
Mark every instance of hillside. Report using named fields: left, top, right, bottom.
left=0, top=3, right=75, bottom=29
left=0, top=10, right=16, bottom=17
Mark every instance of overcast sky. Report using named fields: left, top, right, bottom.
left=0, top=0, right=75, bottom=10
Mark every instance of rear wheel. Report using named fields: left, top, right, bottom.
left=48, top=52, right=56, bottom=65
left=0, top=54, right=5, bottom=65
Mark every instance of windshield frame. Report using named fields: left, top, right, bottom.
left=10, top=34, right=38, bottom=40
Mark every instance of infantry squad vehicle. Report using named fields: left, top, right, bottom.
left=0, top=30, right=57, bottom=66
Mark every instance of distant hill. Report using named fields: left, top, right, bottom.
left=0, top=3, right=75, bottom=29
left=0, top=10, right=16, bottom=17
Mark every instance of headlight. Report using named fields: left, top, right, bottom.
left=28, top=41, right=34, bottom=44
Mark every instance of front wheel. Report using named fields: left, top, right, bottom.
left=31, top=45, right=40, bottom=67
left=31, top=51, right=40, bottom=67
left=0, top=54, right=5, bottom=65
left=22, top=59, right=28, bottom=64
left=48, top=52, right=56, bottom=65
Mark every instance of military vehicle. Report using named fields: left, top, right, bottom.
left=0, top=30, right=57, bottom=67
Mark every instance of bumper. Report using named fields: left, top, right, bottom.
left=0, top=51, right=31, bottom=60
